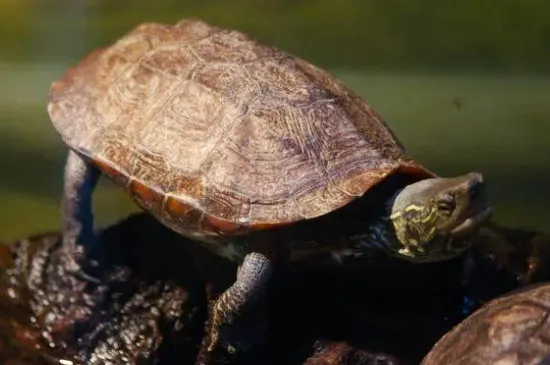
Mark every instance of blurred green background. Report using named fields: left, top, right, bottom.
left=0, top=0, right=549, bottom=241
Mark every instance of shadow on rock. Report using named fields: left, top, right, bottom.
left=1, top=213, right=550, bottom=365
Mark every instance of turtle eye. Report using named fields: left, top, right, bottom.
left=437, top=193, right=455, bottom=214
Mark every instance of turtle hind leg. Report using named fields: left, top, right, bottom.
left=61, top=149, right=102, bottom=281
left=208, top=251, right=274, bottom=353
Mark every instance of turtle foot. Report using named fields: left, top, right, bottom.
left=59, top=249, right=103, bottom=284
left=207, top=299, right=268, bottom=354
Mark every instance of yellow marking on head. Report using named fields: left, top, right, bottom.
left=404, top=204, right=424, bottom=212
left=391, top=204, right=426, bottom=220
left=390, top=211, right=402, bottom=220
left=427, top=226, right=437, bottom=238
left=398, top=247, right=412, bottom=256
left=420, top=212, right=435, bottom=223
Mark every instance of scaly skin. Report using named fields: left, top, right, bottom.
left=61, top=150, right=102, bottom=281
left=208, top=252, right=273, bottom=352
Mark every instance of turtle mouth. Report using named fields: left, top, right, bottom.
left=450, top=204, right=493, bottom=237
left=449, top=175, right=493, bottom=237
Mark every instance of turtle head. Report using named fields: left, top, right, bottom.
left=387, top=172, right=493, bottom=262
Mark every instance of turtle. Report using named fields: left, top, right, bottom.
left=422, top=283, right=550, bottom=365
left=46, top=18, right=494, bottom=352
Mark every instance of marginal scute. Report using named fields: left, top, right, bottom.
left=48, top=18, right=435, bottom=238
left=293, top=183, right=352, bottom=220
left=250, top=221, right=291, bottom=231
left=203, top=215, right=247, bottom=234
left=90, top=155, right=130, bottom=187
left=129, top=179, right=164, bottom=212
left=200, top=186, right=244, bottom=220
left=398, top=164, right=434, bottom=178
left=165, top=196, right=194, bottom=218
left=249, top=200, right=301, bottom=226
left=338, top=170, right=393, bottom=197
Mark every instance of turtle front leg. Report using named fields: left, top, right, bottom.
left=208, top=251, right=274, bottom=353
left=61, top=150, right=102, bottom=281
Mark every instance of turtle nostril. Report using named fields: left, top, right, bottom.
left=468, top=181, right=484, bottom=200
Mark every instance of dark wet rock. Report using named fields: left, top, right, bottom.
left=1, top=214, right=550, bottom=365
left=0, top=216, right=206, bottom=365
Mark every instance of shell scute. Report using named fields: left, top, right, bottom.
left=141, top=46, right=199, bottom=79
left=165, top=195, right=194, bottom=218
left=203, top=215, right=247, bottom=234
left=195, top=62, right=262, bottom=106
left=163, top=197, right=207, bottom=237
left=248, top=200, right=301, bottom=226
left=190, top=24, right=280, bottom=65
left=247, top=57, right=314, bottom=105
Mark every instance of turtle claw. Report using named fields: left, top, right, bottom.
left=59, top=243, right=104, bottom=285
left=73, top=267, right=102, bottom=284
left=207, top=303, right=234, bottom=353
left=206, top=331, right=219, bottom=352
left=207, top=330, right=254, bottom=354
left=206, top=332, right=236, bottom=354
left=62, top=255, right=103, bottom=284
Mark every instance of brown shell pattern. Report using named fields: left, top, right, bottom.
left=47, top=19, right=433, bottom=238
left=422, top=283, right=550, bottom=365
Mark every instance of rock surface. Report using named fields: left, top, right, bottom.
left=1, top=213, right=550, bottom=365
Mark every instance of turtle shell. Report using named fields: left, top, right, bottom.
left=47, top=19, right=434, bottom=239
left=422, top=283, right=550, bottom=365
